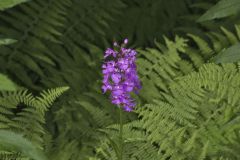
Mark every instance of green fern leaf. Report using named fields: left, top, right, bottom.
left=0, top=130, right=47, bottom=160
left=212, top=43, right=240, bottom=63
left=0, top=38, right=17, bottom=45
left=0, top=73, right=17, bottom=91
left=198, top=0, right=240, bottom=21
left=0, top=0, right=30, bottom=10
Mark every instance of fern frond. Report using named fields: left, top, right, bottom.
left=35, top=86, right=69, bottom=113
left=138, top=36, right=194, bottom=103
left=135, top=63, right=240, bottom=159
left=0, top=87, right=68, bottom=158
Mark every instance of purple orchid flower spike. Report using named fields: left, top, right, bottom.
left=102, top=39, right=141, bottom=112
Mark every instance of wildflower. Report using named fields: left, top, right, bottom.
left=102, top=39, right=141, bottom=111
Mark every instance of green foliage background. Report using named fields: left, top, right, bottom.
left=1, top=0, right=240, bottom=159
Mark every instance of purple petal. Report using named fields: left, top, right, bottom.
left=104, top=48, right=117, bottom=58
left=112, top=99, right=121, bottom=105
left=111, top=73, right=121, bottom=83
left=102, top=84, right=112, bottom=93
left=118, top=58, right=128, bottom=70
left=124, top=107, right=132, bottom=112
left=124, top=39, right=128, bottom=44
left=112, top=89, right=123, bottom=96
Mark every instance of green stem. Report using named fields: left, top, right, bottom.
left=119, top=106, right=123, bottom=160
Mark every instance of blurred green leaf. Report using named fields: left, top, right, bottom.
left=0, top=130, right=47, bottom=160
left=212, top=43, right=240, bottom=63
left=0, top=73, right=17, bottom=91
left=0, top=0, right=30, bottom=11
left=31, top=54, right=56, bottom=66
left=0, top=38, right=17, bottom=45
left=198, top=0, right=240, bottom=22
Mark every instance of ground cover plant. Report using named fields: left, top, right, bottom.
left=1, top=0, right=240, bottom=159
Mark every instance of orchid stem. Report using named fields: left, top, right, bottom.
left=119, top=106, right=123, bottom=160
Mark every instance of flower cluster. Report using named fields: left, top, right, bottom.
left=102, top=39, right=141, bottom=111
